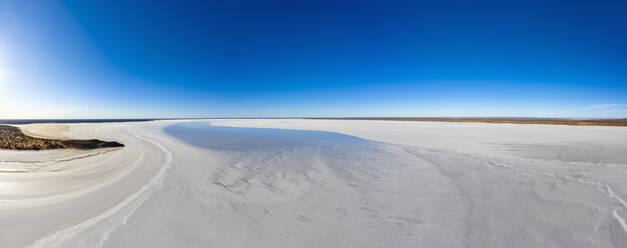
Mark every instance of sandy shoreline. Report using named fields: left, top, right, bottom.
left=0, top=121, right=174, bottom=247
left=1, top=119, right=626, bottom=247
left=20, top=124, right=71, bottom=140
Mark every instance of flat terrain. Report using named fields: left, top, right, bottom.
left=309, top=117, right=627, bottom=126
left=0, top=125, right=124, bottom=150
left=0, top=119, right=626, bottom=248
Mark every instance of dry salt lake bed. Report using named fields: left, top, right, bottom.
left=1, top=119, right=626, bottom=247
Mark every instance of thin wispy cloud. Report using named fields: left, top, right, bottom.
left=584, top=104, right=627, bottom=110
left=579, top=104, right=627, bottom=118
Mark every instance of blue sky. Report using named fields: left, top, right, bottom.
left=0, top=0, right=626, bottom=118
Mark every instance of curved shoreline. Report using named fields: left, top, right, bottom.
left=0, top=124, right=123, bottom=151
left=20, top=124, right=71, bottom=140
left=28, top=132, right=173, bottom=248
left=0, top=121, right=173, bottom=247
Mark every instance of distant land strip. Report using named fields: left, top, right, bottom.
left=0, top=125, right=124, bottom=150
left=307, top=117, right=627, bottom=127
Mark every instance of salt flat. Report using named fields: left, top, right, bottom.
left=1, top=119, right=626, bottom=247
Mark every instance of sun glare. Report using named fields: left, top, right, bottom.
left=0, top=67, right=6, bottom=83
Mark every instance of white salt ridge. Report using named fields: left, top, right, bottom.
left=612, top=210, right=627, bottom=234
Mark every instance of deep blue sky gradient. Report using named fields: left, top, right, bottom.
left=0, top=0, right=626, bottom=118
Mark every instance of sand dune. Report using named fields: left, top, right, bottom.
left=1, top=119, right=626, bottom=247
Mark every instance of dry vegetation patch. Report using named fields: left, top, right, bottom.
left=0, top=125, right=124, bottom=150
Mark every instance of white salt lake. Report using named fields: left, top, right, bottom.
left=1, top=119, right=626, bottom=248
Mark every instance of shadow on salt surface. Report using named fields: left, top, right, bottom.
left=163, top=121, right=373, bottom=151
